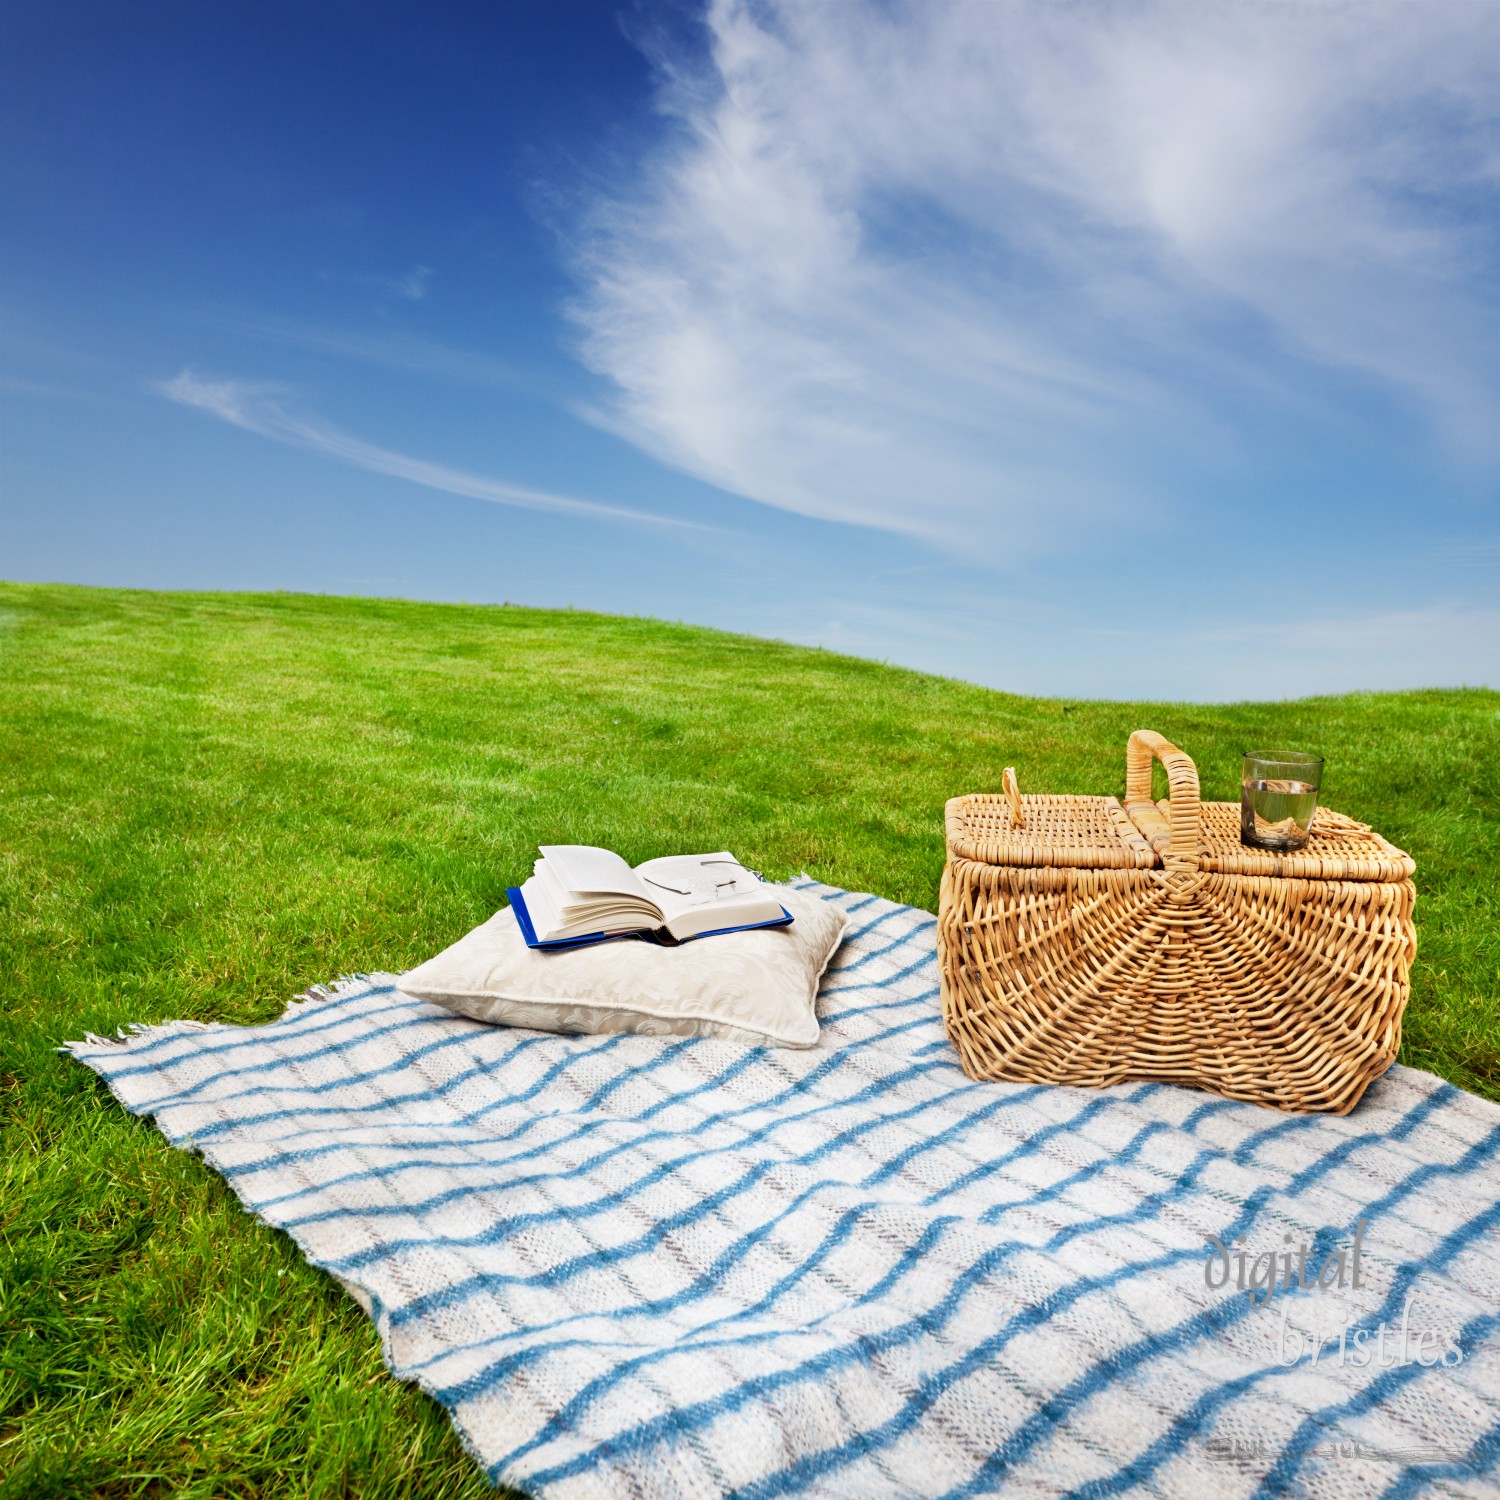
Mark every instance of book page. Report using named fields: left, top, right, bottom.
left=517, top=848, right=787, bottom=945
left=633, top=852, right=785, bottom=937
left=517, top=875, right=655, bottom=942
left=537, top=845, right=651, bottom=902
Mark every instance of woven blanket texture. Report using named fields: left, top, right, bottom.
left=70, top=881, right=1500, bottom=1500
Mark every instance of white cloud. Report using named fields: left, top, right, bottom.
left=156, top=370, right=716, bottom=534
left=569, top=0, right=1499, bottom=553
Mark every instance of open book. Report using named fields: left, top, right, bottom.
left=509, top=846, right=793, bottom=950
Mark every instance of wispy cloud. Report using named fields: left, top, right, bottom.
left=1433, top=537, right=1500, bottom=565
left=1204, top=602, right=1500, bottom=653
left=354, top=264, right=434, bottom=301
left=156, top=370, right=717, bottom=534
left=0, top=374, right=98, bottom=402
left=199, top=311, right=538, bottom=392
left=1188, top=603, right=1500, bottom=698
left=569, top=0, right=1499, bottom=553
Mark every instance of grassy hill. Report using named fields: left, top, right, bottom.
left=2, top=581, right=1496, bottom=1497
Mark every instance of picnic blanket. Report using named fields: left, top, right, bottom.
left=69, top=880, right=1500, bottom=1499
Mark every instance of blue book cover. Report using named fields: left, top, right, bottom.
left=507, top=886, right=793, bottom=952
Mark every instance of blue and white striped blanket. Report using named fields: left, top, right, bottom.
left=70, top=881, right=1500, bottom=1498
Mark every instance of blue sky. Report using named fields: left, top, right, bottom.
left=3, top=0, right=1497, bottom=700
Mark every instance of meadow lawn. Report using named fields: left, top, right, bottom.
left=2, top=581, right=1496, bottom=1498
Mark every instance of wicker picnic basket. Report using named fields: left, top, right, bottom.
left=937, top=730, right=1417, bottom=1114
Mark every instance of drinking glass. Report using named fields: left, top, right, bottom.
left=1241, top=750, right=1323, bottom=850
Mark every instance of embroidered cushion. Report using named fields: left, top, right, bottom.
left=399, top=883, right=847, bottom=1048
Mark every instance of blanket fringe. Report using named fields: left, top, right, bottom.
left=60, top=1018, right=218, bottom=1053
left=281, top=972, right=399, bottom=1021
left=295, top=972, right=380, bottom=1006
left=62, top=975, right=398, bottom=1054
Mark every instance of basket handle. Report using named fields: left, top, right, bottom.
left=1124, top=730, right=1200, bottom=864
left=1001, top=766, right=1023, bottom=828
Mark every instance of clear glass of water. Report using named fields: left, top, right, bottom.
left=1241, top=750, right=1323, bottom=850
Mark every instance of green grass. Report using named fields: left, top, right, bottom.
left=2, top=580, right=1496, bottom=1498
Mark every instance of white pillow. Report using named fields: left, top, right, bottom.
left=399, top=883, right=848, bottom=1048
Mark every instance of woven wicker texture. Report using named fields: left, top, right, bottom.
left=945, top=784, right=1156, bottom=870
left=1174, top=799, right=1416, bottom=882
left=938, top=731, right=1417, bottom=1115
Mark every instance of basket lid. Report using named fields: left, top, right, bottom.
left=947, top=791, right=1158, bottom=870
left=1151, top=800, right=1415, bottom=881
